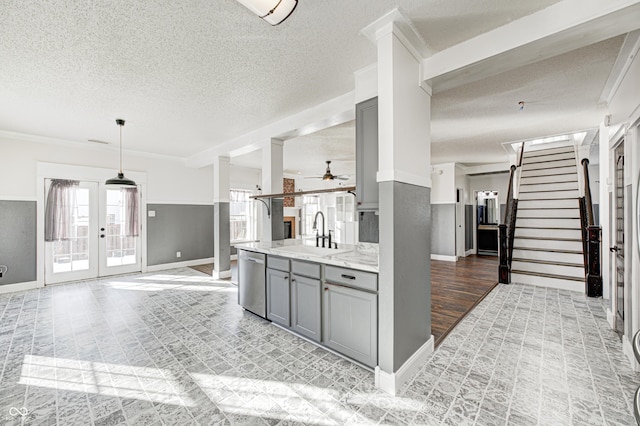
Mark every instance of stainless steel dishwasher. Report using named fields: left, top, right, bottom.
left=238, top=250, right=266, bottom=318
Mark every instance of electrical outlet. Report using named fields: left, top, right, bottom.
left=176, top=251, right=181, bottom=258
left=0, top=265, right=7, bottom=278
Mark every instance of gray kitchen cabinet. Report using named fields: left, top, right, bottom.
left=266, top=268, right=290, bottom=327
left=356, top=97, right=379, bottom=211
left=323, top=281, right=378, bottom=367
left=291, top=274, right=321, bottom=342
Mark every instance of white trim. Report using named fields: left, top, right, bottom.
left=377, top=170, right=431, bottom=188
left=212, top=270, right=232, bottom=279
left=430, top=201, right=456, bottom=205
left=147, top=201, right=213, bottom=206
left=230, top=254, right=238, bottom=261
left=600, top=30, right=640, bottom=105
left=607, top=307, right=616, bottom=329
left=464, top=249, right=474, bottom=257
left=146, top=257, right=215, bottom=272
left=623, top=335, right=640, bottom=372
left=375, top=335, right=434, bottom=396
left=0, top=196, right=38, bottom=201
left=431, top=254, right=458, bottom=262
left=0, top=281, right=40, bottom=295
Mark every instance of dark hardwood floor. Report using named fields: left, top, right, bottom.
left=431, top=255, right=498, bottom=346
left=190, top=254, right=498, bottom=347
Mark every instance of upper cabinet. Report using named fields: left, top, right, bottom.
left=356, top=97, right=379, bottom=212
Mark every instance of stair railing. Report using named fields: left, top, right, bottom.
left=580, top=158, right=603, bottom=297
left=499, top=144, right=524, bottom=284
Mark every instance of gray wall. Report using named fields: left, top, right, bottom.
left=379, top=181, right=431, bottom=372
left=358, top=211, right=379, bottom=243
left=431, top=204, right=456, bottom=256
left=465, top=204, right=473, bottom=251
left=147, top=204, right=214, bottom=266
left=0, top=201, right=36, bottom=285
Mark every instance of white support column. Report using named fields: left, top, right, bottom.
left=213, top=156, right=231, bottom=279
left=261, top=139, right=284, bottom=242
left=599, top=122, right=612, bottom=309
left=365, top=13, right=434, bottom=395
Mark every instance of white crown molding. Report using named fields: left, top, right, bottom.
left=599, top=30, right=640, bottom=105
left=360, top=8, right=433, bottom=59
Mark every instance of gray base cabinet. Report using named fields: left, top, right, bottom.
left=266, top=268, right=290, bottom=327
left=323, top=283, right=378, bottom=367
left=291, top=274, right=321, bottom=341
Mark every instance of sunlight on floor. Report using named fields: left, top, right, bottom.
left=19, top=355, right=195, bottom=406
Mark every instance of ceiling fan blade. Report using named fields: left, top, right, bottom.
left=304, top=176, right=323, bottom=179
left=336, top=176, right=350, bottom=180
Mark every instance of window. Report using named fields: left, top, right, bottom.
left=230, top=189, right=255, bottom=242
left=301, top=195, right=320, bottom=236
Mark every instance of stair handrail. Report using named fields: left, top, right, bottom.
left=581, top=158, right=594, bottom=226
left=580, top=158, right=603, bottom=297
left=499, top=164, right=518, bottom=284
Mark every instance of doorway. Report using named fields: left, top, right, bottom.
left=613, top=142, right=625, bottom=337
left=44, top=179, right=141, bottom=284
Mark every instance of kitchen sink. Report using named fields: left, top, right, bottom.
left=271, top=245, right=352, bottom=257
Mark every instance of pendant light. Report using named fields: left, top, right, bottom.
left=105, top=119, right=136, bottom=186
left=235, top=0, right=298, bottom=26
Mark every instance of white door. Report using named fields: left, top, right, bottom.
left=45, top=180, right=141, bottom=284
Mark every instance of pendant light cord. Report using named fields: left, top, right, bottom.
left=119, top=123, right=123, bottom=174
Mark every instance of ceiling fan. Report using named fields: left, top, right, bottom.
left=305, top=160, right=349, bottom=181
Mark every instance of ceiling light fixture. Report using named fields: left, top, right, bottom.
left=518, top=101, right=525, bottom=111
left=235, top=0, right=298, bottom=25
left=105, top=119, right=136, bottom=187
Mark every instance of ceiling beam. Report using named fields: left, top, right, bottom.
left=423, top=0, right=640, bottom=94
left=186, top=92, right=355, bottom=168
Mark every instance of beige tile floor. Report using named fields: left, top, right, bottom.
left=0, top=268, right=637, bottom=425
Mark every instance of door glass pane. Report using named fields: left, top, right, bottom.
left=51, top=188, right=90, bottom=273
left=105, top=189, right=137, bottom=267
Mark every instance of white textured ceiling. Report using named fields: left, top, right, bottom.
left=0, top=0, right=569, bottom=161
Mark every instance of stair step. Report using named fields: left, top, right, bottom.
left=518, top=199, right=579, bottom=209
left=521, top=166, right=577, bottom=177
left=523, top=146, right=575, bottom=158
left=517, top=208, right=580, bottom=218
left=512, top=250, right=584, bottom=264
left=513, top=246, right=583, bottom=254
left=511, top=270, right=585, bottom=292
left=524, top=152, right=576, bottom=164
left=516, top=218, right=581, bottom=228
left=519, top=189, right=579, bottom=200
left=512, top=257, right=583, bottom=268
left=515, top=227, right=582, bottom=239
left=520, top=173, right=578, bottom=184
left=519, top=181, right=578, bottom=191
left=522, top=159, right=576, bottom=171
left=512, top=260, right=584, bottom=278
left=514, top=237, right=583, bottom=251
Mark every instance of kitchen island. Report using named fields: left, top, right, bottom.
left=235, top=240, right=379, bottom=368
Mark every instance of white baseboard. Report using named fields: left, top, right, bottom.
left=147, top=257, right=214, bottom=272
left=375, top=335, right=434, bottom=396
left=606, top=308, right=615, bottom=329
left=622, top=335, right=640, bottom=372
left=465, top=249, right=474, bottom=257
left=431, top=254, right=457, bottom=262
left=0, top=281, right=41, bottom=295
left=230, top=254, right=238, bottom=261
left=213, top=270, right=232, bottom=279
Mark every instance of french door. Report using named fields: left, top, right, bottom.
left=613, top=143, right=625, bottom=337
left=45, top=179, right=141, bottom=284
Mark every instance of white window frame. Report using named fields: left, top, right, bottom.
left=230, top=189, right=256, bottom=243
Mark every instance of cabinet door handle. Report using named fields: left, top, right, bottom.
left=291, top=279, right=296, bottom=283
left=341, top=274, right=356, bottom=280
left=324, top=287, right=329, bottom=291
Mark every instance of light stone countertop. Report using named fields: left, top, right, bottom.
left=234, top=239, right=379, bottom=273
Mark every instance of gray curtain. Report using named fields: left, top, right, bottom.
left=123, top=187, right=139, bottom=237
left=44, top=179, right=79, bottom=242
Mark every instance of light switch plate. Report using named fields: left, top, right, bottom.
left=148, top=210, right=156, bottom=217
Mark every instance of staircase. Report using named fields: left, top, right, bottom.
left=510, top=145, right=585, bottom=292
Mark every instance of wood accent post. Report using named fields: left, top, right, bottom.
left=586, top=225, right=602, bottom=297
left=499, top=224, right=510, bottom=284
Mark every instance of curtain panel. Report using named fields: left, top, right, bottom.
left=122, top=187, right=139, bottom=237
left=44, top=179, right=79, bottom=242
